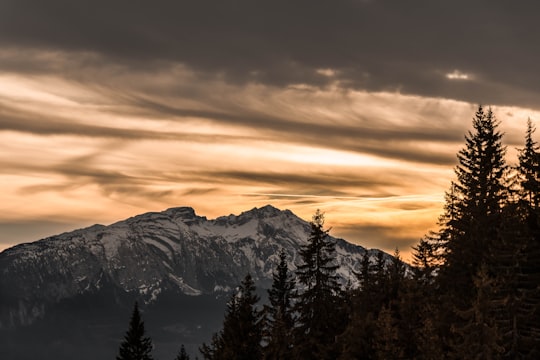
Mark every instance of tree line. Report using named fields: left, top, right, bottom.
left=116, top=106, right=540, bottom=359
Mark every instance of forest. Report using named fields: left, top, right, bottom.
left=116, top=106, right=540, bottom=359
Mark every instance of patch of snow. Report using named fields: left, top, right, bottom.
left=213, top=285, right=232, bottom=292
left=168, top=274, right=202, bottom=296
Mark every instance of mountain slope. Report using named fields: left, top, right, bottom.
left=0, top=205, right=400, bottom=360
left=0, top=205, right=392, bottom=330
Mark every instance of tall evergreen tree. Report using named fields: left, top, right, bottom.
left=409, top=234, right=446, bottom=358
left=449, top=264, right=504, bottom=359
left=200, top=274, right=263, bottom=360
left=340, top=249, right=413, bottom=359
left=518, top=118, right=540, bottom=210
left=264, top=249, right=296, bottom=360
left=512, top=118, right=540, bottom=356
left=374, top=305, right=402, bottom=360
left=294, top=210, right=345, bottom=359
left=175, top=344, right=190, bottom=360
left=430, top=106, right=509, bottom=355
left=478, top=118, right=540, bottom=357
left=338, top=253, right=378, bottom=360
left=438, top=105, right=508, bottom=301
left=117, top=302, right=154, bottom=360
left=411, top=233, right=442, bottom=285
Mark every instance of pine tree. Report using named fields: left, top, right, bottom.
left=373, top=305, right=402, bottom=360
left=175, top=344, right=190, bottom=360
left=449, top=264, right=504, bottom=359
left=510, top=118, right=540, bottom=356
left=294, top=210, right=346, bottom=359
left=414, top=305, right=445, bottom=360
left=411, top=233, right=442, bottom=285
left=117, top=302, right=154, bottom=360
left=338, top=253, right=378, bottom=360
left=199, top=333, right=223, bottom=360
left=200, top=274, right=263, bottom=360
left=387, top=248, right=405, bottom=300
left=438, top=105, right=508, bottom=302
left=264, top=249, right=296, bottom=360
left=409, top=235, right=446, bottom=358
left=518, top=118, right=540, bottom=210
left=430, top=106, right=509, bottom=355
left=477, top=118, right=540, bottom=357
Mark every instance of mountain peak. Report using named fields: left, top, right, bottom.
left=163, top=206, right=200, bottom=219
left=0, top=205, right=400, bottom=332
left=245, top=204, right=284, bottom=217
left=0, top=205, right=403, bottom=360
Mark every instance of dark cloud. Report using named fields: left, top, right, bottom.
left=1, top=0, right=540, bottom=107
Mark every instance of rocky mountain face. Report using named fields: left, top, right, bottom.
left=0, top=205, right=396, bottom=359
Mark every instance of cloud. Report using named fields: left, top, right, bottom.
left=1, top=65, right=471, bottom=167
left=2, top=1, right=540, bottom=108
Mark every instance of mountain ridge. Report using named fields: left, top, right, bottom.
left=0, top=204, right=395, bottom=331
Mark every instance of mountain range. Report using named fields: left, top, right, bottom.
left=0, top=205, right=398, bottom=359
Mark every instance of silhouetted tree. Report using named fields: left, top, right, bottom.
left=501, top=118, right=540, bottom=357
left=374, top=305, right=402, bottom=360
left=518, top=118, right=540, bottom=210
left=338, top=253, right=378, bottom=360
left=294, top=210, right=346, bottom=359
left=430, top=106, right=509, bottom=355
left=449, top=264, right=504, bottom=359
left=264, top=249, right=296, bottom=360
left=175, top=344, right=190, bottom=360
left=439, top=106, right=508, bottom=301
left=411, top=233, right=442, bottom=285
left=200, top=274, right=263, bottom=360
left=117, top=302, right=154, bottom=360
left=408, top=234, right=446, bottom=358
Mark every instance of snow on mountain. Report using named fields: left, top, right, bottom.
left=0, top=205, right=394, bottom=329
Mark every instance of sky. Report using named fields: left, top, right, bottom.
left=2, top=0, right=540, bottom=262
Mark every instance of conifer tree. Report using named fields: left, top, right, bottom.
left=518, top=118, right=540, bottom=210
left=414, top=313, right=445, bottom=360
left=340, top=249, right=411, bottom=359
left=294, top=210, right=345, bottom=359
left=411, top=233, right=442, bottom=285
left=200, top=274, right=263, bottom=360
left=511, top=118, right=540, bottom=355
left=175, top=344, right=190, bottom=360
left=387, top=248, right=405, bottom=300
left=429, top=106, right=509, bottom=354
left=373, top=305, right=402, bottom=360
left=438, top=105, right=508, bottom=302
left=449, top=264, right=504, bottom=358
left=475, top=118, right=540, bottom=357
left=338, top=253, right=378, bottom=360
left=409, top=235, right=446, bottom=358
left=264, top=249, right=296, bottom=360
left=117, top=302, right=154, bottom=360
left=199, top=333, right=223, bottom=360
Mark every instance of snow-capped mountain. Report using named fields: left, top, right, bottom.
left=0, top=205, right=393, bottom=331
left=0, top=205, right=394, bottom=331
